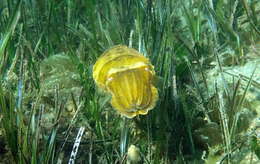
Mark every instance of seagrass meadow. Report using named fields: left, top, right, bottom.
left=0, top=0, right=260, bottom=163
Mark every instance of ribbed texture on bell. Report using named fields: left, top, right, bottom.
left=93, top=45, right=158, bottom=118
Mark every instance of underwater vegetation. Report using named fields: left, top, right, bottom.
left=0, top=0, right=260, bottom=163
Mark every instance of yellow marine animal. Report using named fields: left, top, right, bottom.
left=93, top=45, right=158, bottom=118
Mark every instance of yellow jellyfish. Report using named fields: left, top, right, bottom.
left=93, top=45, right=158, bottom=118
